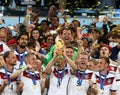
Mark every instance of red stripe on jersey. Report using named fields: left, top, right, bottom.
left=96, top=75, right=114, bottom=85
left=75, top=72, right=93, bottom=80
left=108, top=66, right=117, bottom=72
left=0, top=44, right=3, bottom=53
left=0, top=72, right=17, bottom=82
left=53, top=68, right=68, bottom=78
left=23, top=71, right=40, bottom=80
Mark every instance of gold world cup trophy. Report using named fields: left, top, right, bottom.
left=55, top=37, right=65, bottom=60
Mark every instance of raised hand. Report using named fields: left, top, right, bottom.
left=49, top=5, right=56, bottom=16
left=26, top=6, right=32, bottom=15
left=58, top=6, right=64, bottom=15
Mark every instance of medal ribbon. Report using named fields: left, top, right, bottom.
left=77, top=69, right=86, bottom=86
left=18, top=52, right=25, bottom=67
left=27, top=70, right=37, bottom=85
left=3, top=66, right=14, bottom=85
left=99, top=71, right=108, bottom=90
left=16, top=48, right=25, bottom=67
left=57, top=67, right=66, bottom=86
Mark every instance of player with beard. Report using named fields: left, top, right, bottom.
left=68, top=52, right=97, bottom=95
left=0, top=51, right=24, bottom=95
left=14, top=32, right=29, bottom=69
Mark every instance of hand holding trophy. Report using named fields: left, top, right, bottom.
left=55, top=36, right=65, bottom=57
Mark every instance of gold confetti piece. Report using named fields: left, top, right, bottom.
left=110, top=24, right=113, bottom=26
left=56, top=27, right=61, bottom=31
left=97, top=2, right=101, bottom=4
left=66, top=19, right=69, bottom=23
left=5, top=0, right=7, bottom=3
left=109, top=10, right=113, bottom=13
left=40, top=36, right=43, bottom=38
left=89, top=8, right=92, bottom=10
left=92, top=16, right=95, bottom=18
left=37, top=26, right=41, bottom=29
left=62, top=2, right=65, bottom=5
left=66, top=9, right=69, bottom=12
left=82, top=26, right=86, bottom=29
left=73, top=15, right=76, bottom=17
left=92, top=5, right=95, bottom=8
left=87, top=16, right=90, bottom=18
left=105, top=6, right=108, bottom=8
left=74, top=1, right=78, bottom=4
left=76, top=4, right=78, bottom=6
left=117, top=30, right=120, bottom=32
left=67, top=2, right=71, bottom=5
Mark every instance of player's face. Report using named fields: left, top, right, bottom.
left=61, top=30, right=73, bottom=44
left=87, top=61, right=95, bottom=71
left=77, top=54, right=88, bottom=70
left=8, top=52, right=17, bottom=66
left=100, top=47, right=110, bottom=57
left=18, top=35, right=28, bottom=49
left=65, top=48, right=74, bottom=59
left=29, top=54, right=37, bottom=69
left=98, top=58, right=107, bottom=72
left=54, top=57, right=65, bottom=69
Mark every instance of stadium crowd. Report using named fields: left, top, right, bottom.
left=0, top=5, right=120, bottom=95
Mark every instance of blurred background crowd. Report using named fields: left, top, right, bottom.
left=0, top=0, right=120, bottom=95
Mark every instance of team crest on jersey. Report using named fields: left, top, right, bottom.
left=111, top=67, right=114, bottom=71
left=85, top=74, right=88, bottom=79
left=53, top=68, right=68, bottom=78
left=23, top=71, right=40, bottom=80
left=96, top=74, right=114, bottom=85
left=75, top=71, right=93, bottom=80
left=107, top=79, right=111, bottom=84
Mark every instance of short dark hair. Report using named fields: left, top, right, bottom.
left=66, top=44, right=74, bottom=49
left=40, top=20, right=50, bottom=26
left=50, top=15, right=59, bottom=22
left=16, top=32, right=29, bottom=41
left=72, top=20, right=81, bottom=27
left=61, top=27, right=74, bottom=35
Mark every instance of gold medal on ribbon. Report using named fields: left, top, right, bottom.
left=33, top=85, right=36, bottom=89
left=77, top=86, right=82, bottom=90
left=57, top=83, right=60, bottom=88
left=99, top=89, right=104, bottom=94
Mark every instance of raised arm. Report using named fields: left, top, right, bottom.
left=10, top=65, right=32, bottom=79
left=23, top=6, right=32, bottom=26
left=58, top=6, right=67, bottom=22
left=44, top=49, right=57, bottom=74
left=75, top=27, right=84, bottom=62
